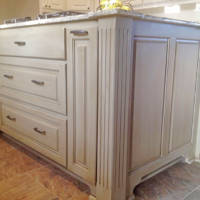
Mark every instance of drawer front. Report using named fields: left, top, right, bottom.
left=1, top=103, right=67, bottom=166
left=0, top=61, right=66, bottom=114
left=0, top=25, right=66, bottom=59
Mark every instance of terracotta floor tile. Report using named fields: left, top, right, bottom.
left=28, top=166, right=89, bottom=200
left=0, top=173, right=57, bottom=200
left=1, top=134, right=200, bottom=200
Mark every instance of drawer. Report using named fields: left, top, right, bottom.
left=0, top=61, right=66, bottom=114
left=0, top=25, right=66, bottom=59
left=1, top=103, right=67, bottom=166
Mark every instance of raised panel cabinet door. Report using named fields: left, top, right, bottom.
left=67, top=0, right=93, bottom=11
left=67, top=25, right=97, bottom=184
left=49, top=0, right=65, bottom=10
left=131, top=37, right=169, bottom=170
left=169, top=40, right=199, bottom=152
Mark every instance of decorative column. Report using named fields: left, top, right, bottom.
left=96, top=16, right=134, bottom=200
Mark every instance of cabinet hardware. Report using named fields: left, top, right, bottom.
left=6, top=115, right=16, bottom=122
left=70, top=30, right=88, bottom=36
left=4, top=74, right=13, bottom=79
left=34, top=127, right=46, bottom=135
left=31, top=80, right=45, bottom=86
left=14, top=41, right=26, bottom=46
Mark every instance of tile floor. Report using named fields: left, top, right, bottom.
left=1, top=133, right=200, bottom=200
left=0, top=134, right=89, bottom=200
left=135, top=162, right=200, bottom=200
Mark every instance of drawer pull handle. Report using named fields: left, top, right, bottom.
left=14, top=41, right=26, bottom=46
left=4, top=74, right=13, bottom=79
left=34, top=128, right=46, bottom=135
left=6, top=115, right=16, bottom=122
left=70, top=30, right=88, bottom=36
left=31, top=80, right=45, bottom=86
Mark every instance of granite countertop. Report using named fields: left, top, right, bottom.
left=0, top=9, right=200, bottom=29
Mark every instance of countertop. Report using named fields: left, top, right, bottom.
left=0, top=9, right=200, bottom=29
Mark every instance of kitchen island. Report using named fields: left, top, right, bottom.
left=0, top=9, right=200, bottom=200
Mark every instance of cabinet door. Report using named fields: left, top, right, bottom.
left=131, top=37, right=169, bottom=170
left=67, top=25, right=97, bottom=184
left=169, top=40, right=199, bottom=152
left=67, top=0, right=93, bottom=11
left=40, top=0, right=65, bottom=10
left=50, top=0, right=65, bottom=10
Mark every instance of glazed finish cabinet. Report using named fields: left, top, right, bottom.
left=67, top=25, right=98, bottom=184
left=0, top=10, right=200, bottom=200
left=0, top=21, right=98, bottom=191
left=131, top=36, right=200, bottom=170
left=127, top=20, right=200, bottom=199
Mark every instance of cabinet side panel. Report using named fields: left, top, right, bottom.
left=131, top=38, right=168, bottom=170
left=169, top=40, right=199, bottom=152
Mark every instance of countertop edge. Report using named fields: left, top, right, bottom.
left=0, top=9, right=200, bottom=29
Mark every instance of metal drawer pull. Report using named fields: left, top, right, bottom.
left=70, top=30, right=88, bottom=36
left=14, top=41, right=26, bottom=46
left=6, top=115, right=16, bottom=122
left=31, top=80, right=45, bottom=86
left=4, top=74, right=13, bottom=79
left=34, top=128, right=46, bottom=135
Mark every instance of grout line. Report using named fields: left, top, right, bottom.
left=183, top=184, right=200, bottom=200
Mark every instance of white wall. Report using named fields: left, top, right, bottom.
left=141, top=9, right=200, bottom=22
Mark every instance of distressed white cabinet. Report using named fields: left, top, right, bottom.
left=67, top=25, right=98, bottom=184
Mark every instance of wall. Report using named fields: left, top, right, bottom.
left=137, top=3, right=200, bottom=23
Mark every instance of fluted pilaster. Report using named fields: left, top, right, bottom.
left=96, top=16, right=134, bottom=200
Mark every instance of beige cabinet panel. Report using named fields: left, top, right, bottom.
left=40, top=0, right=65, bottom=10
left=67, top=0, right=93, bottom=11
left=131, top=37, right=168, bottom=170
left=0, top=25, right=66, bottom=59
left=0, top=60, right=67, bottom=115
left=1, top=103, right=67, bottom=166
left=169, top=40, right=199, bottom=152
left=67, top=25, right=98, bottom=184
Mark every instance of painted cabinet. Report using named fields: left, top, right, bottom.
left=131, top=37, right=168, bottom=170
left=40, top=0, right=66, bottom=11
left=67, top=25, right=98, bottom=184
left=67, top=0, right=94, bottom=12
left=131, top=36, right=200, bottom=171
left=169, top=40, right=199, bottom=152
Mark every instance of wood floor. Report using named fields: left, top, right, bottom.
left=0, top=134, right=200, bottom=200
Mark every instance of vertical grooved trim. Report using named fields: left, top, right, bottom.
left=97, top=17, right=134, bottom=200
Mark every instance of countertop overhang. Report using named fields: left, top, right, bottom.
left=0, top=9, right=200, bottom=29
